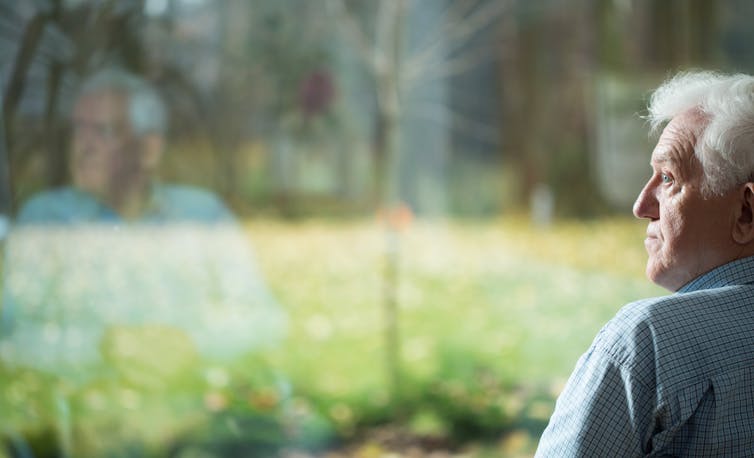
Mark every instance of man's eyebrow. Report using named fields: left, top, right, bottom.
left=650, top=155, right=677, bottom=168
left=650, top=146, right=685, bottom=167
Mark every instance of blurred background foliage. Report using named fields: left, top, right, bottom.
left=5, top=0, right=750, bottom=221
left=2, top=0, right=754, bottom=456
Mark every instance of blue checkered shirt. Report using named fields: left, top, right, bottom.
left=536, top=256, right=754, bottom=457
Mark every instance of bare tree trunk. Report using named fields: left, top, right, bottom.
left=499, top=4, right=545, bottom=209
left=3, top=11, right=50, bottom=169
left=373, top=0, right=407, bottom=415
left=44, top=0, right=67, bottom=188
left=371, top=0, right=405, bottom=208
left=330, top=0, right=511, bottom=411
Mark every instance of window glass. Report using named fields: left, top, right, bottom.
left=0, top=0, right=749, bottom=456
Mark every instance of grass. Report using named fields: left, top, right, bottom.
left=0, top=216, right=666, bottom=457
left=243, top=215, right=666, bottom=455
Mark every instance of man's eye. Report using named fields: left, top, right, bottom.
left=97, top=125, right=117, bottom=138
left=661, top=173, right=673, bottom=184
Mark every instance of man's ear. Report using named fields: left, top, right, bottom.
left=733, top=182, right=754, bottom=244
left=140, top=133, right=164, bottom=171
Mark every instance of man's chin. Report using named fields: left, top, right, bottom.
left=73, top=174, right=105, bottom=192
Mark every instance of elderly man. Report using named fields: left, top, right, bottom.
left=2, top=67, right=285, bottom=374
left=536, top=71, right=754, bottom=456
left=18, top=68, right=228, bottom=222
left=0, top=67, right=287, bottom=455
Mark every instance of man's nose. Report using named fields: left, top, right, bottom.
left=73, top=126, right=97, bottom=153
left=633, top=180, right=659, bottom=220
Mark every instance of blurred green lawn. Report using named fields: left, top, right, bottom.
left=0, top=216, right=667, bottom=457
left=246, top=216, right=666, bottom=456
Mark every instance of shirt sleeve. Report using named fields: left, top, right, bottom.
left=535, top=343, right=655, bottom=457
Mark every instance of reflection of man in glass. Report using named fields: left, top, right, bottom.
left=20, top=68, right=231, bottom=223
left=0, top=68, right=286, bottom=454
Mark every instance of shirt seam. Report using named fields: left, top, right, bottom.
left=594, top=336, right=656, bottom=393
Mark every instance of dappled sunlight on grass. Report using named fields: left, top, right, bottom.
left=244, top=216, right=666, bottom=456
left=0, top=217, right=667, bottom=456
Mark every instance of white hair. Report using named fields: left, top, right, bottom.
left=78, top=67, right=167, bottom=136
left=647, top=70, right=754, bottom=196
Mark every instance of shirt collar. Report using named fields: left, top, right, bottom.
left=678, top=256, right=754, bottom=293
left=77, top=183, right=163, bottom=222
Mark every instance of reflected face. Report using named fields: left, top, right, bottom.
left=632, top=111, right=739, bottom=291
left=70, top=90, right=144, bottom=201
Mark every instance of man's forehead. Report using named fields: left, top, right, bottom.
left=73, top=90, right=129, bottom=122
left=650, top=146, right=686, bottom=167
left=650, top=112, right=705, bottom=166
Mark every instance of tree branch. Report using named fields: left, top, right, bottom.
left=402, top=0, right=512, bottom=88
left=3, top=12, right=50, bottom=125
left=325, top=0, right=378, bottom=73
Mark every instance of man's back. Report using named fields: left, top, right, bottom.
left=537, top=256, right=754, bottom=457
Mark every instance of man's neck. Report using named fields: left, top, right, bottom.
left=104, top=178, right=155, bottom=220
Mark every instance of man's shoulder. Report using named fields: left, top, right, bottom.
left=154, top=184, right=233, bottom=222
left=159, top=184, right=222, bottom=203
left=591, top=296, right=666, bottom=365
left=597, top=286, right=754, bottom=382
left=608, top=293, right=694, bottom=329
left=601, top=291, right=716, bottom=344
left=16, top=187, right=96, bottom=224
left=606, top=285, right=754, bottom=338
